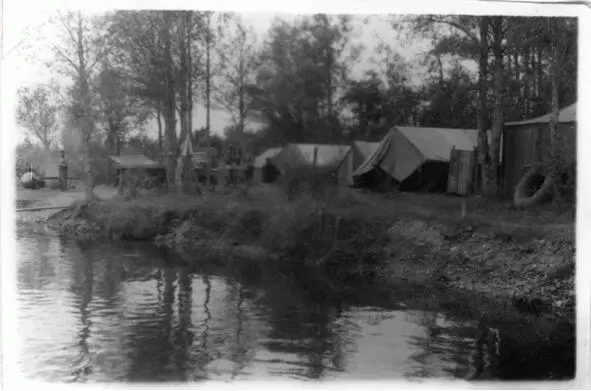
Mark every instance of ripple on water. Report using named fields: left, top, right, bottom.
left=14, top=231, right=572, bottom=382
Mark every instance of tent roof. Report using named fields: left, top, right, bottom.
left=396, top=126, right=478, bottom=161
left=353, top=141, right=380, bottom=159
left=288, top=144, right=351, bottom=167
left=179, top=134, right=194, bottom=156
left=254, top=147, right=284, bottom=168
left=505, top=103, right=577, bottom=126
left=109, top=155, right=163, bottom=169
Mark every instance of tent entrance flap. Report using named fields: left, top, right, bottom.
left=352, top=136, right=392, bottom=178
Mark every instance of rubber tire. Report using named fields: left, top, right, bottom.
left=513, top=165, right=554, bottom=209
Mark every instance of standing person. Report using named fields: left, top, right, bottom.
left=59, top=150, right=68, bottom=192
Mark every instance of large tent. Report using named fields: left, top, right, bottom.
left=353, top=126, right=478, bottom=191
left=271, top=143, right=355, bottom=186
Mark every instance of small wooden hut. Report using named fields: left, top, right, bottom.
left=501, top=103, right=576, bottom=199
left=109, top=155, right=166, bottom=195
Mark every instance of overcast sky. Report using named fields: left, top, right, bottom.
left=1, top=0, right=585, bottom=146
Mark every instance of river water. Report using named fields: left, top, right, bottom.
left=13, top=229, right=573, bottom=383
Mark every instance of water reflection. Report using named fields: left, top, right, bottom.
left=15, top=232, right=571, bottom=382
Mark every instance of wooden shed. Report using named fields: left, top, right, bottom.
left=447, top=147, right=478, bottom=196
left=501, top=103, right=576, bottom=199
left=109, top=154, right=166, bottom=193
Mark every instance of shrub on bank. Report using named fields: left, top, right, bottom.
left=279, top=163, right=340, bottom=202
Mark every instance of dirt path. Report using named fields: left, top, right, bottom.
left=16, top=186, right=117, bottom=224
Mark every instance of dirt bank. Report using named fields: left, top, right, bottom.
left=383, top=219, right=574, bottom=321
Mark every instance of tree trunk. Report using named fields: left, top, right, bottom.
left=187, top=12, right=193, bottom=142
left=76, top=12, right=94, bottom=201
left=437, top=55, right=445, bottom=86
left=523, top=47, right=530, bottom=118
left=239, top=50, right=246, bottom=161
left=506, top=50, right=512, bottom=76
left=487, top=16, right=504, bottom=198
left=530, top=51, right=540, bottom=101
left=179, top=13, right=189, bottom=155
left=477, top=16, right=490, bottom=194
left=536, top=47, right=544, bottom=106
left=163, top=11, right=178, bottom=188
left=205, top=13, right=212, bottom=188
left=156, top=105, right=163, bottom=155
left=514, top=52, right=521, bottom=118
left=548, top=18, right=562, bottom=202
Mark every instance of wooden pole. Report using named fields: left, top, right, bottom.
left=16, top=206, right=70, bottom=212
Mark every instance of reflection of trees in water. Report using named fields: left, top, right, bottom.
left=124, top=266, right=177, bottom=381
left=404, top=310, right=475, bottom=380
left=17, top=235, right=54, bottom=291
left=69, top=251, right=94, bottom=382
left=100, top=253, right=122, bottom=307
left=326, top=307, right=352, bottom=373
left=230, top=283, right=246, bottom=378
left=406, top=310, right=440, bottom=378
left=194, top=274, right=215, bottom=376
left=224, top=281, right=258, bottom=379
left=301, top=305, right=340, bottom=379
left=468, top=319, right=574, bottom=381
left=261, top=285, right=345, bottom=380
left=173, top=266, right=193, bottom=379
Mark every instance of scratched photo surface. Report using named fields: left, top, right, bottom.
left=8, top=10, right=577, bottom=383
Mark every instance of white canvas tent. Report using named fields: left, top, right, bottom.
left=272, top=143, right=355, bottom=186
left=353, top=126, right=478, bottom=188
left=253, top=147, right=284, bottom=182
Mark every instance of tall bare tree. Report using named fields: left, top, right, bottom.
left=16, top=85, right=60, bottom=150
left=46, top=11, right=110, bottom=200
left=205, top=12, right=213, bottom=187
left=162, top=11, right=178, bottom=187
left=216, top=16, right=260, bottom=159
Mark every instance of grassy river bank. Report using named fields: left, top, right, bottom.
left=30, top=185, right=574, bottom=320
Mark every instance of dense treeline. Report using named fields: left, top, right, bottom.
left=16, top=12, right=576, bottom=198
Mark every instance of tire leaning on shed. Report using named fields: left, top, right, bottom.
left=513, top=164, right=555, bottom=209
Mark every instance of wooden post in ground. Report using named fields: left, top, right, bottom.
left=59, top=151, right=68, bottom=192
left=118, top=169, right=125, bottom=196
left=313, top=146, right=318, bottom=168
